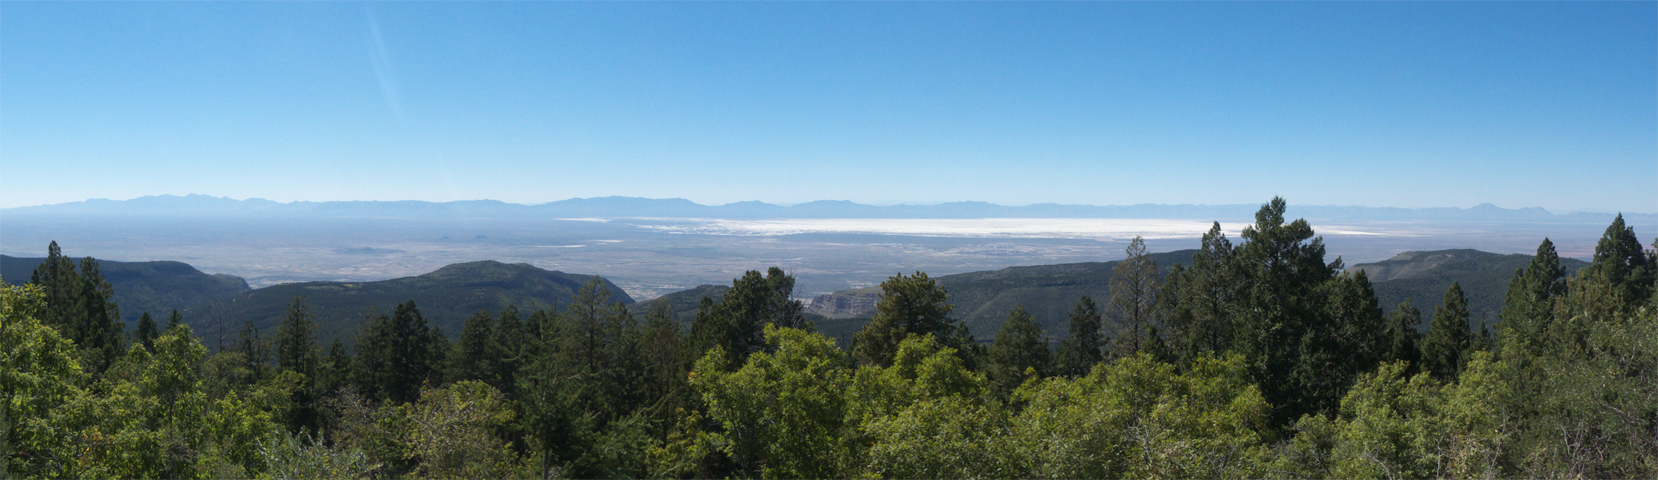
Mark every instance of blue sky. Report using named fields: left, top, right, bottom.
left=3, top=2, right=1653, bottom=213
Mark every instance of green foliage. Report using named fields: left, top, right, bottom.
left=26, top=243, right=126, bottom=376
left=1421, top=282, right=1474, bottom=380
left=1499, top=238, right=1568, bottom=357
left=1383, top=300, right=1423, bottom=374
left=1, top=282, right=88, bottom=478
left=693, top=325, right=851, bottom=478
left=353, top=301, right=441, bottom=404
left=689, top=268, right=807, bottom=371
left=1054, top=295, right=1103, bottom=377
left=256, top=430, right=376, bottom=480
left=987, top=305, right=1050, bottom=399
left=1161, top=222, right=1241, bottom=368
left=1012, top=353, right=1272, bottom=479
left=1107, top=236, right=1160, bottom=359
left=403, top=381, right=521, bottom=479
left=273, top=296, right=321, bottom=434
left=851, top=271, right=958, bottom=367
left=134, top=312, right=159, bottom=353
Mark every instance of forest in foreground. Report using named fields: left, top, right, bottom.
left=3, top=198, right=1656, bottom=479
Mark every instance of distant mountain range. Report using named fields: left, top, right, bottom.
left=5, top=194, right=1649, bottom=223
left=1, top=255, right=250, bottom=325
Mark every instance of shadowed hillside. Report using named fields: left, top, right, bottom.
left=2, top=254, right=250, bottom=325
left=1349, top=249, right=1590, bottom=327
left=183, top=260, right=632, bottom=346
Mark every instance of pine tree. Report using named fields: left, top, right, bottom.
left=319, top=338, right=351, bottom=396
left=1055, top=296, right=1103, bottom=377
left=1577, top=214, right=1656, bottom=312
left=274, top=296, right=322, bottom=433
left=135, top=312, right=160, bottom=352
left=1231, top=198, right=1342, bottom=425
left=1499, top=238, right=1568, bottom=356
left=238, top=320, right=271, bottom=384
left=689, top=268, right=806, bottom=370
left=27, top=243, right=124, bottom=374
left=1383, top=299, right=1422, bottom=374
left=274, top=296, right=320, bottom=376
left=1161, top=223, right=1241, bottom=367
left=987, top=305, right=1050, bottom=398
left=166, top=309, right=184, bottom=331
left=852, top=271, right=958, bottom=367
left=29, top=241, right=82, bottom=333
left=1108, top=237, right=1160, bottom=359
left=1421, top=282, right=1474, bottom=380
left=491, top=305, right=526, bottom=396
left=354, top=301, right=439, bottom=404
left=448, top=309, right=499, bottom=386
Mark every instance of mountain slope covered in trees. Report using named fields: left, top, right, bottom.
left=182, top=260, right=632, bottom=345
left=1349, top=249, right=1590, bottom=325
left=1, top=253, right=250, bottom=324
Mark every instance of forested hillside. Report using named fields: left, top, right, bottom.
left=3, top=198, right=1655, bottom=479
left=1, top=253, right=249, bottom=325
left=182, top=260, right=633, bottom=346
left=1350, top=249, right=1590, bottom=326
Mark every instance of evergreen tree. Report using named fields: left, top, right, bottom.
left=166, top=309, right=184, bottom=331
left=1055, top=296, right=1103, bottom=377
left=28, top=241, right=82, bottom=333
left=1294, top=269, right=1388, bottom=416
left=238, top=320, right=271, bottom=384
left=274, top=296, right=320, bottom=376
left=491, top=305, right=526, bottom=396
left=852, top=271, right=959, bottom=367
left=27, top=243, right=124, bottom=374
left=1579, top=214, right=1657, bottom=307
left=987, top=305, right=1050, bottom=399
left=354, top=301, right=440, bottom=404
left=1421, top=282, right=1474, bottom=380
left=1499, top=238, right=1567, bottom=356
left=688, top=268, right=805, bottom=370
left=1161, top=223, right=1241, bottom=367
left=1232, top=198, right=1342, bottom=425
left=427, top=326, right=450, bottom=385
left=319, top=338, right=351, bottom=396
left=1383, top=299, right=1423, bottom=373
left=448, top=309, right=499, bottom=386
left=72, top=256, right=124, bottom=373
left=1107, top=236, right=1160, bottom=359
left=135, top=312, right=160, bottom=353
left=273, top=296, right=322, bottom=433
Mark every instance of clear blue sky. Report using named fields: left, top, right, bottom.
left=4, top=2, right=1653, bottom=213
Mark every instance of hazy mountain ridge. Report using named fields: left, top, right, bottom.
left=1, top=254, right=250, bottom=325
left=7, top=194, right=1650, bottom=223
left=182, top=261, right=633, bottom=346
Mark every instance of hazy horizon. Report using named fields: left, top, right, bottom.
left=8, top=193, right=1655, bottom=217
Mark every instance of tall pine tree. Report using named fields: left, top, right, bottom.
left=1055, top=295, right=1103, bottom=377
left=987, top=305, right=1050, bottom=399
left=1107, top=237, right=1160, bottom=359
left=1421, top=282, right=1474, bottom=380
left=851, top=271, right=960, bottom=367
